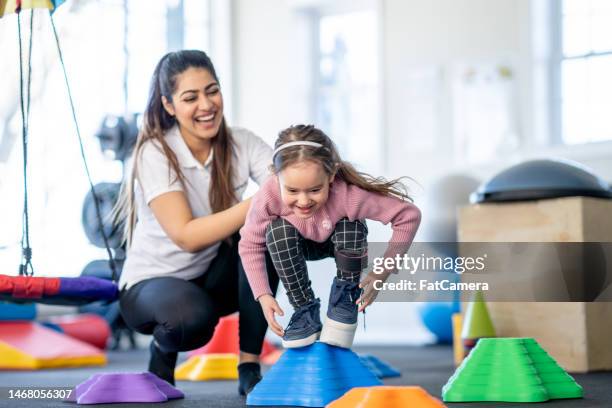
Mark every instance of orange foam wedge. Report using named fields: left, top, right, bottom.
left=327, top=386, right=446, bottom=408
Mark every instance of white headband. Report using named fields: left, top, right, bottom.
left=272, top=141, right=324, bottom=157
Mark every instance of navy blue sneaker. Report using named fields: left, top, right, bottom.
left=282, top=298, right=322, bottom=348
left=320, top=278, right=360, bottom=348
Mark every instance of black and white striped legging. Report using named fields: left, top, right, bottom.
left=265, top=218, right=367, bottom=309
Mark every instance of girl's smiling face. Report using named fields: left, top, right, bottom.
left=278, top=160, right=334, bottom=219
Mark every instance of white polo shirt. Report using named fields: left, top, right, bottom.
left=119, top=125, right=272, bottom=290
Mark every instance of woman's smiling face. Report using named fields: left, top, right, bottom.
left=162, top=67, right=224, bottom=143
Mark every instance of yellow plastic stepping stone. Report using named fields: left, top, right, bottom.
left=175, top=353, right=238, bottom=381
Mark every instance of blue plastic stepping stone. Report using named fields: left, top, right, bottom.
left=247, top=342, right=382, bottom=407
left=0, top=301, right=36, bottom=321
left=359, top=354, right=401, bottom=378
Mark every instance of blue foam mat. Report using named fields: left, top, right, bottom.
left=0, top=301, right=36, bottom=321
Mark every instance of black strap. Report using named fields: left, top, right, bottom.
left=49, top=12, right=118, bottom=281
left=17, top=9, right=34, bottom=276
left=334, top=250, right=368, bottom=272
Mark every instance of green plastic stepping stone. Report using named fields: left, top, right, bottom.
left=442, top=337, right=583, bottom=402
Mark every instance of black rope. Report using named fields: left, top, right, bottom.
left=49, top=12, right=118, bottom=281
left=17, top=9, right=35, bottom=276
left=26, top=9, right=34, bottom=125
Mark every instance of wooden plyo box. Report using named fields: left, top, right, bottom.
left=458, top=196, right=612, bottom=373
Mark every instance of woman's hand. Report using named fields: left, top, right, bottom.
left=356, top=270, right=391, bottom=312
left=258, top=294, right=285, bottom=337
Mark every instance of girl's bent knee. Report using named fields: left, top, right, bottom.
left=265, top=218, right=299, bottom=248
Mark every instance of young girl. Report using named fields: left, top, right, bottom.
left=116, top=50, right=278, bottom=395
left=239, top=124, right=421, bottom=349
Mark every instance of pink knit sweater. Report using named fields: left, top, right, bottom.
left=239, top=175, right=421, bottom=300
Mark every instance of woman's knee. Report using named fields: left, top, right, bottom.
left=153, top=301, right=219, bottom=351
left=120, top=278, right=219, bottom=351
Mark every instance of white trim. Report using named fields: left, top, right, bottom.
left=549, top=0, right=563, bottom=146
left=289, top=0, right=374, bottom=15
left=376, top=0, right=387, bottom=173
left=210, top=0, right=233, bottom=122
left=540, top=140, right=612, bottom=162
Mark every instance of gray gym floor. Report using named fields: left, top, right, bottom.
left=0, top=344, right=610, bottom=408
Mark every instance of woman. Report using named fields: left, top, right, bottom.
left=116, top=50, right=278, bottom=395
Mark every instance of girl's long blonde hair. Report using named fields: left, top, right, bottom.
left=272, top=124, right=412, bottom=201
left=114, top=50, right=237, bottom=246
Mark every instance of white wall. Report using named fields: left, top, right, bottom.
left=384, top=0, right=521, bottom=184
left=383, top=0, right=612, bottom=185
left=232, top=0, right=314, bottom=146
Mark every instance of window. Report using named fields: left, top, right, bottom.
left=559, top=0, right=612, bottom=144
left=316, top=9, right=382, bottom=172
left=0, top=0, right=218, bottom=276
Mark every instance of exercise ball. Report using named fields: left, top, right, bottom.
left=419, top=302, right=460, bottom=344
left=419, top=174, right=480, bottom=259
left=471, top=158, right=612, bottom=203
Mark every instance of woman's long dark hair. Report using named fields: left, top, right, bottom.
left=115, top=50, right=236, bottom=245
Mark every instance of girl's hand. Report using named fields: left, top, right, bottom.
left=258, top=294, right=285, bottom=337
left=356, top=271, right=391, bottom=312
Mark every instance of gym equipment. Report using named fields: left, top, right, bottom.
left=247, top=342, right=381, bottom=407
left=3, top=4, right=120, bottom=304
left=358, top=354, right=401, bottom=378
left=442, top=337, right=583, bottom=402
left=188, top=314, right=280, bottom=362
left=81, top=182, right=124, bottom=250
left=43, top=313, right=111, bottom=349
left=0, top=321, right=105, bottom=369
left=471, top=159, right=612, bottom=203
left=419, top=302, right=459, bottom=344
left=0, top=301, right=36, bottom=320
left=0, top=0, right=64, bottom=17
left=327, top=386, right=446, bottom=408
left=175, top=353, right=239, bottom=381
left=0, top=274, right=118, bottom=305
left=95, top=113, right=139, bottom=162
left=461, top=291, right=495, bottom=356
left=67, top=372, right=183, bottom=404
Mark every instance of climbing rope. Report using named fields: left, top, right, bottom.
left=14, top=9, right=118, bottom=281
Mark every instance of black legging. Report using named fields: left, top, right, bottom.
left=119, top=234, right=279, bottom=355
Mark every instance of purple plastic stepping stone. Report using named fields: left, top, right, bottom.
left=68, top=372, right=184, bottom=404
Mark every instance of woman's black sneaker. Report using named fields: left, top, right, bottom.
left=238, top=362, right=262, bottom=396
left=148, top=340, right=178, bottom=385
